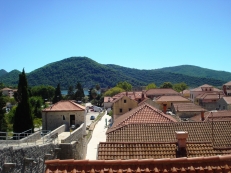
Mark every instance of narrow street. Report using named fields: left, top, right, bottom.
left=86, top=111, right=111, bottom=160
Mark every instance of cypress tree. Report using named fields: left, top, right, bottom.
left=13, top=69, right=34, bottom=134
left=0, top=92, right=7, bottom=135
left=53, top=83, right=62, bottom=104
left=75, top=82, right=85, bottom=101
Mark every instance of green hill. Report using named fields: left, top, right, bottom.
left=154, top=65, right=231, bottom=82
left=0, top=69, right=7, bottom=77
left=0, top=57, right=230, bottom=89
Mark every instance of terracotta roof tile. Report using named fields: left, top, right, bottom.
left=191, top=84, right=222, bottom=92
left=97, top=142, right=231, bottom=160
left=146, top=88, right=180, bottom=96
left=45, top=155, right=231, bottom=173
left=173, top=103, right=207, bottom=112
left=42, top=100, right=85, bottom=112
left=196, top=93, right=224, bottom=99
left=191, top=110, right=231, bottom=122
left=155, top=95, right=190, bottom=102
left=104, top=97, right=113, bottom=103
left=108, top=103, right=177, bottom=133
left=106, top=122, right=231, bottom=148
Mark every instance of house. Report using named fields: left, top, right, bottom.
left=189, top=84, right=223, bottom=103
left=103, top=96, right=113, bottom=109
left=138, top=97, right=160, bottom=109
left=223, top=81, right=231, bottom=96
left=1, top=87, right=14, bottom=97
left=217, top=96, right=231, bottom=110
left=42, top=100, right=86, bottom=131
left=45, top=155, right=231, bottom=173
left=145, top=88, right=180, bottom=100
left=195, top=92, right=224, bottom=110
left=112, top=95, right=138, bottom=118
left=154, top=95, right=190, bottom=113
left=172, top=102, right=207, bottom=119
left=109, top=102, right=177, bottom=133
left=113, top=91, right=146, bottom=103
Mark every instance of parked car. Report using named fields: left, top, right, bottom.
left=90, top=115, right=95, bottom=120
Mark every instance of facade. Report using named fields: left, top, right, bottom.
left=42, top=100, right=86, bottom=131
left=145, top=88, right=180, bottom=100
left=112, top=95, right=138, bottom=117
left=217, top=96, right=231, bottom=110
left=103, top=97, right=113, bottom=109
left=223, top=81, right=231, bottom=96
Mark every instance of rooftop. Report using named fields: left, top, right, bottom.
left=191, top=110, right=231, bottom=122
left=45, top=155, right=231, bottom=173
left=172, top=102, right=207, bottom=112
left=42, top=100, right=85, bottom=112
left=108, top=103, right=177, bottom=133
left=155, top=95, right=190, bottom=102
left=106, top=121, right=231, bottom=148
left=146, top=88, right=180, bottom=96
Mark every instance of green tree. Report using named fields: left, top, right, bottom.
left=160, top=82, right=173, bottom=88
left=104, top=87, right=125, bottom=97
left=31, top=85, right=55, bottom=102
left=91, top=89, right=98, bottom=100
left=95, top=84, right=100, bottom=91
left=13, top=69, right=34, bottom=133
left=116, top=81, right=132, bottom=91
left=30, top=96, right=43, bottom=118
left=0, top=92, right=7, bottom=133
left=173, top=82, right=188, bottom=92
left=146, top=83, right=157, bottom=90
left=67, top=85, right=75, bottom=99
left=52, top=83, right=62, bottom=104
left=74, top=82, right=85, bottom=101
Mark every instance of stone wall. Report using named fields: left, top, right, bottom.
left=0, top=143, right=58, bottom=173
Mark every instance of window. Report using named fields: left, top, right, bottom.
left=120, top=108, right=122, bottom=113
left=223, top=106, right=226, bottom=110
left=129, top=108, right=132, bottom=111
left=62, top=115, right=65, bottom=120
left=124, top=100, right=126, bottom=103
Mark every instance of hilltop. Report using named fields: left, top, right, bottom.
left=0, top=57, right=230, bottom=89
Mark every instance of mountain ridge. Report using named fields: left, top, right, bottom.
left=0, top=57, right=230, bottom=89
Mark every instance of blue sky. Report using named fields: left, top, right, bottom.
left=1, top=0, right=231, bottom=73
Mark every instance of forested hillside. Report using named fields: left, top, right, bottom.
left=0, top=57, right=230, bottom=89
left=0, top=69, right=7, bottom=77
left=155, top=65, right=231, bottom=82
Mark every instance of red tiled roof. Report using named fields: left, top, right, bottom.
left=196, top=93, right=224, bottom=100
left=45, top=155, right=231, bottom=173
left=104, top=97, right=113, bottom=103
left=146, top=88, right=180, bottom=96
left=191, top=110, right=231, bottom=122
left=224, top=81, right=231, bottom=86
left=1, top=87, right=12, bottom=91
left=191, top=84, right=222, bottom=92
left=98, top=142, right=231, bottom=160
left=113, top=91, right=144, bottom=100
left=173, top=103, right=207, bottom=112
left=223, top=97, right=231, bottom=104
left=42, top=100, right=85, bottom=112
left=138, top=98, right=150, bottom=106
left=181, top=89, right=190, bottom=94
left=106, top=122, right=231, bottom=148
left=155, top=95, right=190, bottom=102
left=108, top=103, right=177, bottom=133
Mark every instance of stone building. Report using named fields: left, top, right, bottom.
left=42, top=100, right=86, bottom=131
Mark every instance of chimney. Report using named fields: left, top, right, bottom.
left=163, top=103, right=167, bottom=114
left=201, top=111, right=205, bottom=121
left=175, top=131, right=188, bottom=149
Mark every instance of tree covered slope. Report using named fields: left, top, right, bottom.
left=0, top=57, right=230, bottom=89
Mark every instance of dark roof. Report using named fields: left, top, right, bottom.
left=98, top=142, right=231, bottom=160
left=106, top=121, right=231, bottom=148
left=45, top=155, right=231, bottom=173
left=107, top=103, right=177, bottom=133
